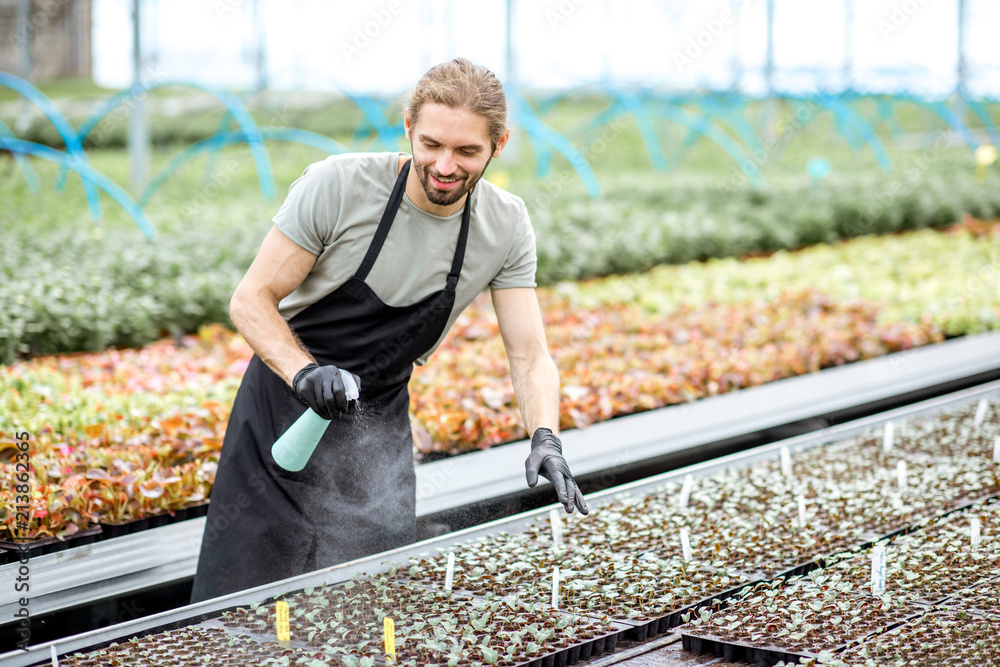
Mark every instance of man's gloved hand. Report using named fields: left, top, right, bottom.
left=292, top=363, right=361, bottom=420
left=525, top=427, right=589, bottom=515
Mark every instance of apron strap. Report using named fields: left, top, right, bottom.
left=355, top=159, right=411, bottom=282
left=446, top=190, right=472, bottom=290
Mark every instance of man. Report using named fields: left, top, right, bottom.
left=190, top=58, right=588, bottom=603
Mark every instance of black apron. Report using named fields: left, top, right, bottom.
left=190, top=160, right=470, bottom=602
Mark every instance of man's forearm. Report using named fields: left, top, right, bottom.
left=511, top=354, right=561, bottom=437
left=230, top=286, right=313, bottom=387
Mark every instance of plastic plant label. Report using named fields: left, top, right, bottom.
left=994, top=436, right=1000, bottom=463
left=275, top=601, right=290, bottom=642
left=384, top=617, right=396, bottom=661
left=974, top=399, right=989, bottom=428
left=871, top=546, right=886, bottom=595
left=972, top=517, right=982, bottom=551
left=50, top=646, right=58, bottom=667
left=897, top=460, right=907, bottom=492
left=549, top=508, right=564, bottom=550
left=882, top=422, right=895, bottom=452
left=680, top=527, right=693, bottom=562
left=780, top=446, right=793, bottom=478
left=678, top=474, right=693, bottom=510
left=797, top=494, right=807, bottom=529
left=444, top=552, right=455, bottom=592
left=552, top=566, right=560, bottom=610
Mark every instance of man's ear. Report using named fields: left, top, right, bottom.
left=493, top=128, right=510, bottom=158
left=404, top=110, right=413, bottom=141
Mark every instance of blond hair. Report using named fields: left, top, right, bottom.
left=405, top=58, right=508, bottom=150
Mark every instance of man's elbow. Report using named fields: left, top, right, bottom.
left=229, top=281, right=268, bottom=333
left=510, top=347, right=557, bottom=377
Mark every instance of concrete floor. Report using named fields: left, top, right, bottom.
left=585, top=634, right=743, bottom=667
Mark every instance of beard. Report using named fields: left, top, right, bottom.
left=414, top=155, right=493, bottom=207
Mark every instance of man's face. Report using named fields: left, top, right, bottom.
left=405, top=102, right=507, bottom=209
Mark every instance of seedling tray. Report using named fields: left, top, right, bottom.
left=189, top=579, right=630, bottom=667
left=95, top=502, right=211, bottom=540
left=608, top=579, right=759, bottom=642
left=0, top=526, right=103, bottom=563
left=679, top=612, right=921, bottom=667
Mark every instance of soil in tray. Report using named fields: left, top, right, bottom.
left=213, top=576, right=624, bottom=666
left=838, top=610, right=1000, bottom=666
left=57, top=626, right=299, bottom=666
left=673, top=567, right=927, bottom=663
left=395, top=533, right=755, bottom=630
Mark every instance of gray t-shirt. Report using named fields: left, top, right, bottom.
left=272, top=151, right=537, bottom=365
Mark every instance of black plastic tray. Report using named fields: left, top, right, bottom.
left=609, top=579, right=760, bottom=642
left=679, top=611, right=924, bottom=666
left=0, top=526, right=103, bottom=564
left=183, top=583, right=630, bottom=667
left=97, top=502, right=210, bottom=540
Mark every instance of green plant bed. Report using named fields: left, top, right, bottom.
left=2, top=134, right=998, bottom=362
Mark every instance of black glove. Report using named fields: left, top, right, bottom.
left=525, top=428, right=589, bottom=515
left=292, top=363, right=361, bottom=420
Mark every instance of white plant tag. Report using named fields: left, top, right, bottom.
left=780, top=446, right=793, bottom=478
left=552, top=567, right=560, bottom=609
left=897, top=460, right=907, bottom=491
left=444, top=552, right=455, bottom=592
left=50, top=646, right=59, bottom=667
left=680, top=527, right=693, bottom=562
left=882, top=422, right=895, bottom=452
left=549, top=509, right=564, bottom=550
left=974, top=399, right=989, bottom=428
left=797, top=494, right=807, bottom=529
left=871, top=546, right=886, bottom=595
left=994, top=436, right=1000, bottom=463
left=678, top=474, right=693, bottom=510
left=972, top=517, right=982, bottom=550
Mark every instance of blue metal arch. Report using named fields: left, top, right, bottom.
left=138, top=128, right=348, bottom=207
left=0, top=72, right=102, bottom=218
left=0, top=137, right=154, bottom=238
left=798, top=92, right=894, bottom=171
left=59, top=80, right=277, bottom=200
left=510, top=92, right=602, bottom=198
left=0, top=117, right=40, bottom=193
left=585, top=102, right=765, bottom=189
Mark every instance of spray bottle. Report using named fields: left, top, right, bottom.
left=271, top=369, right=360, bottom=471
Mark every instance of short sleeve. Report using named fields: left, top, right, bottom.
left=489, top=201, right=537, bottom=289
left=271, top=160, right=339, bottom=255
